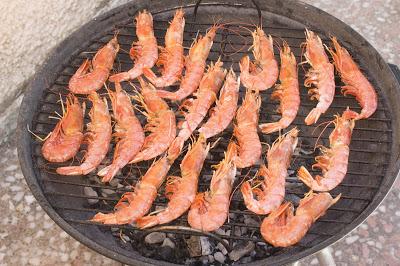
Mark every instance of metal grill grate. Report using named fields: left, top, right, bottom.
left=22, top=2, right=396, bottom=265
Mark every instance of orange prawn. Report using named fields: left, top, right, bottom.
left=56, top=92, right=112, bottom=175
left=303, top=29, right=335, bottom=125
left=198, top=69, right=239, bottom=138
left=241, top=128, right=298, bottom=215
left=234, top=89, right=262, bottom=168
left=240, top=27, right=279, bottom=91
left=97, top=83, right=145, bottom=183
left=109, top=10, right=158, bottom=82
left=129, top=78, right=176, bottom=164
left=328, top=37, right=378, bottom=120
left=69, top=36, right=119, bottom=94
left=259, top=43, right=300, bottom=134
left=91, top=156, right=170, bottom=224
left=42, top=95, right=85, bottom=162
left=188, top=142, right=237, bottom=232
left=261, top=191, right=340, bottom=247
left=143, top=9, right=185, bottom=87
left=156, top=25, right=219, bottom=101
left=136, top=134, right=209, bottom=228
left=167, top=59, right=226, bottom=161
left=297, top=109, right=357, bottom=191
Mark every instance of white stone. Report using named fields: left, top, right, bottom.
left=5, top=176, right=15, bottom=182
left=60, top=231, right=68, bottom=238
left=4, top=165, right=18, bottom=172
left=378, top=205, right=386, bottom=213
left=200, top=237, right=212, bottom=255
left=214, top=252, right=225, bottom=263
left=28, top=257, right=41, bottom=266
left=345, top=235, right=359, bottom=245
left=35, top=230, right=45, bottom=238
left=144, top=232, right=166, bottom=244
left=161, top=238, right=175, bottom=249
left=10, top=185, right=22, bottom=192
left=217, top=242, right=228, bottom=255
left=60, top=253, right=69, bottom=262
left=376, top=242, right=383, bottom=249
left=13, top=191, right=24, bottom=202
left=395, top=211, right=400, bottom=216
left=24, top=195, right=35, bottom=205
left=311, top=258, right=318, bottom=265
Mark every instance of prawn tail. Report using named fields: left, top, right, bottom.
left=142, top=68, right=160, bottom=86
left=109, top=72, right=130, bottom=83
left=98, top=164, right=119, bottom=183
left=56, top=164, right=94, bottom=176
left=156, top=89, right=177, bottom=100
left=305, top=108, right=322, bottom=125
left=239, top=56, right=250, bottom=72
left=259, top=122, right=283, bottom=135
left=297, top=166, right=314, bottom=189
left=136, top=215, right=159, bottom=229
left=91, top=212, right=118, bottom=224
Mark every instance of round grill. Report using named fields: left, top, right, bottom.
left=17, top=1, right=400, bottom=265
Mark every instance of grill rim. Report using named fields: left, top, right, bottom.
left=16, top=0, right=400, bottom=265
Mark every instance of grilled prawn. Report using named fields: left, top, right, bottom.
left=234, top=89, right=262, bottom=168
left=143, top=9, right=185, bottom=87
left=57, top=92, right=112, bottom=175
left=328, top=37, right=377, bottom=120
left=303, top=29, right=335, bottom=125
left=198, top=69, right=239, bottom=138
left=188, top=142, right=237, bottom=232
left=241, top=128, right=298, bottom=215
left=69, top=36, right=119, bottom=94
left=156, top=25, right=219, bottom=101
left=261, top=192, right=340, bottom=247
left=136, top=134, right=209, bottom=229
left=297, top=109, right=356, bottom=191
left=240, top=27, right=279, bottom=91
left=42, top=95, right=85, bottom=162
left=167, top=59, right=226, bottom=161
left=91, top=156, right=170, bottom=224
left=129, top=78, right=176, bottom=164
left=98, top=83, right=145, bottom=183
left=259, top=43, right=300, bottom=134
left=109, top=10, right=158, bottom=82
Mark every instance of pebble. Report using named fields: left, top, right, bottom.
left=243, top=216, right=259, bottom=227
left=376, top=242, right=383, bottom=249
left=10, top=185, right=22, bottom=192
left=395, top=211, right=400, bottom=217
left=214, top=251, right=226, bottom=263
left=378, top=205, right=386, bottom=213
left=83, top=187, right=99, bottom=204
left=101, top=188, right=115, bottom=196
left=200, top=237, right=212, bottom=255
left=335, top=250, right=342, bottom=257
left=5, top=164, right=18, bottom=171
left=345, top=235, right=359, bottom=245
left=24, top=195, right=35, bottom=205
left=28, top=257, right=41, bottom=266
left=311, top=258, right=318, bottom=265
left=186, top=236, right=202, bottom=257
left=217, top=242, right=228, bottom=255
left=162, top=238, right=175, bottom=249
left=229, top=241, right=255, bottom=261
left=5, top=176, right=15, bottom=182
left=13, top=191, right=24, bottom=202
left=144, top=232, right=166, bottom=244
left=208, top=255, right=215, bottom=263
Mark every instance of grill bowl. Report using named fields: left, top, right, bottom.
left=17, top=0, right=400, bottom=265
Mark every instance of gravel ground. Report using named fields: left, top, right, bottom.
left=1, top=0, right=399, bottom=265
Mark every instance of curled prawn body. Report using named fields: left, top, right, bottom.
left=303, top=30, right=335, bottom=125
left=240, top=27, right=279, bottom=91
left=188, top=142, right=237, bottom=232
left=143, top=9, right=185, bottom=87
left=261, top=192, right=340, bottom=247
left=156, top=25, right=219, bottom=101
left=42, top=95, right=85, bottom=162
left=234, top=89, right=262, bottom=168
left=198, top=69, right=240, bottom=138
left=167, top=59, right=226, bottom=161
left=97, top=83, right=145, bottom=183
left=129, top=78, right=176, bottom=164
left=259, top=43, right=300, bottom=134
left=297, top=109, right=356, bottom=191
left=92, top=156, right=170, bottom=224
left=109, top=10, right=158, bottom=82
left=57, top=92, right=112, bottom=175
left=328, top=37, right=377, bottom=120
left=69, top=37, right=119, bottom=94
left=241, top=128, right=298, bottom=215
left=136, top=134, right=210, bottom=229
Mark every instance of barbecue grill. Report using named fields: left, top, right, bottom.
left=17, top=0, right=400, bottom=265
